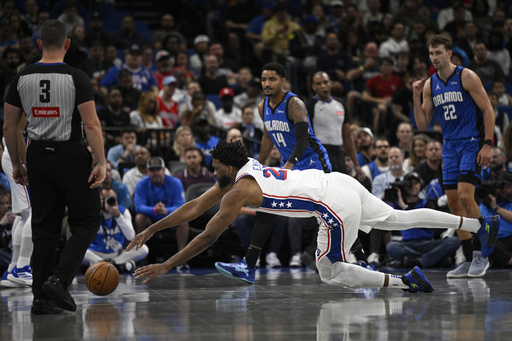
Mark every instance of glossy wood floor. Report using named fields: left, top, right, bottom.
left=1, top=267, right=512, bottom=340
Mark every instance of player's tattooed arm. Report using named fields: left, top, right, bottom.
left=287, top=97, right=309, bottom=124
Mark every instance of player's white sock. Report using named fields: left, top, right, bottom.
left=8, top=216, right=22, bottom=272
left=17, top=209, right=33, bottom=268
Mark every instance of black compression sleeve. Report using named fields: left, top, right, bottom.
left=287, top=121, right=310, bottom=165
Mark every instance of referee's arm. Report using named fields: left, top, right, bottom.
left=3, top=102, right=27, bottom=185
left=79, top=100, right=106, bottom=188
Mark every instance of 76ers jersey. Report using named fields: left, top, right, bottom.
left=235, top=158, right=327, bottom=217
left=263, top=92, right=331, bottom=172
left=430, top=66, right=485, bottom=139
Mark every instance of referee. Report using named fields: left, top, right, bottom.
left=3, top=20, right=106, bottom=315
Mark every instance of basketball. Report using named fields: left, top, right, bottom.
left=85, top=261, right=120, bottom=296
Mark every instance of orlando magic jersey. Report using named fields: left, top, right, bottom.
left=430, top=66, right=485, bottom=139
left=263, top=92, right=331, bottom=172
left=235, top=158, right=327, bottom=217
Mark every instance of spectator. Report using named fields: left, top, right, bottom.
left=123, top=147, right=151, bottom=197
left=0, top=189, right=14, bottom=274
left=492, top=80, right=512, bottom=107
left=214, top=87, right=243, bottom=130
left=487, top=31, right=511, bottom=75
left=0, top=47, right=20, bottom=100
left=198, top=55, right=229, bottom=95
left=239, top=106, right=263, bottom=157
left=113, top=69, right=142, bottom=112
left=391, top=72, right=416, bottom=125
left=152, top=50, right=173, bottom=90
left=79, top=41, right=113, bottom=81
left=133, top=156, right=188, bottom=259
left=82, top=186, right=148, bottom=273
left=103, top=162, right=132, bottom=210
left=83, top=12, right=111, bottom=48
left=174, top=147, right=215, bottom=191
left=166, top=125, right=196, bottom=163
left=193, top=117, right=220, bottom=166
left=413, top=140, right=443, bottom=189
left=467, top=41, right=505, bottom=85
left=105, top=44, right=122, bottom=67
left=471, top=0, right=493, bottom=39
left=100, top=44, right=158, bottom=95
left=355, top=126, right=375, bottom=168
left=180, top=91, right=216, bottom=127
left=151, top=13, right=186, bottom=51
left=189, top=34, right=210, bottom=77
left=362, top=137, right=390, bottom=181
left=372, top=147, right=407, bottom=201
left=21, top=0, right=39, bottom=34
left=225, top=0, right=259, bottom=65
left=245, top=1, right=275, bottom=66
left=316, top=31, right=354, bottom=97
left=378, top=21, right=409, bottom=59
left=386, top=172, right=460, bottom=268
left=457, top=21, right=481, bottom=62
left=130, top=92, right=162, bottom=129
left=261, top=3, right=301, bottom=64
left=111, top=16, right=146, bottom=51
left=141, top=45, right=155, bottom=72
left=488, top=92, right=510, bottom=138
left=233, top=78, right=264, bottom=130
left=157, top=75, right=180, bottom=128
left=394, top=122, right=414, bottom=159
left=172, top=51, right=194, bottom=82
left=57, top=1, right=84, bottom=34
left=362, top=57, right=404, bottom=133
left=208, top=42, right=238, bottom=79
left=437, top=0, right=472, bottom=31
left=107, top=128, right=140, bottom=170
left=403, top=134, right=430, bottom=172
left=481, top=147, right=511, bottom=181
left=97, top=88, right=131, bottom=146
left=479, top=171, right=512, bottom=268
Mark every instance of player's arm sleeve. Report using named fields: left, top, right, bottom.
left=287, top=121, right=310, bottom=165
left=116, top=208, right=135, bottom=240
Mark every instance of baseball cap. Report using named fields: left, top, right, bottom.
left=155, top=50, right=170, bottom=61
left=497, top=171, right=512, bottom=185
left=194, top=116, right=209, bottom=125
left=162, top=75, right=177, bottom=86
left=147, top=156, right=165, bottom=170
left=194, top=34, right=210, bottom=45
left=219, top=87, right=234, bottom=98
left=126, top=44, right=141, bottom=55
left=355, top=127, right=374, bottom=139
left=404, top=172, right=423, bottom=187
left=331, top=0, right=344, bottom=7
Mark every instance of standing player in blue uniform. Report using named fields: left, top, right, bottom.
left=413, top=34, right=495, bottom=278
left=216, top=62, right=333, bottom=281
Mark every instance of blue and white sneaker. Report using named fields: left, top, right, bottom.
left=1, top=271, right=23, bottom=288
left=215, top=258, right=255, bottom=284
left=402, top=266, right=434, bottom=293
left=478, top=216, right=500, bottom=258
left=7, top=265, right=33, bottom=286
left=357, top=260, right=376, bottom=271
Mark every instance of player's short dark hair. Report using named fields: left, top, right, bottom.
left=262, top=62, right=287, bottom=78
left=39, top=20, right=68, bottom=49
left=427, top=34, right=453, bottom=51
left=210, top=140, right=248, bottom=170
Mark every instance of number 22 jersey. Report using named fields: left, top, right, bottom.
left=430, top=65, right=485, bottom=140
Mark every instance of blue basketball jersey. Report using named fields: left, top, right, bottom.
left=430, top=66, right=485, bottom=140
left=263, top=92, right=331, bottom=172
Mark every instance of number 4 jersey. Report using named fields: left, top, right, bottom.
left=430, top=65, right=485, bottom=140
left=6, top=62, right=94, bottom=141
left=235, top=158, right=327, bottom=218
left=263, top=92, right=331, bottom=172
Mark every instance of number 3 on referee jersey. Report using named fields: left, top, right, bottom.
left=39, top=80, right=50, bottom=103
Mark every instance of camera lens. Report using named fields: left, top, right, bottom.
left=106, top=197, right=116, bottom=206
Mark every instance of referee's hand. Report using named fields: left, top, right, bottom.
left=13, top=165, right=28, bottom=186
left=88, top=163, right=106, bottom=188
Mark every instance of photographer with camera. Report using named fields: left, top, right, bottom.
left=479, top=171, right=512, bottom=268
left=386, top=172, right=460, bottom=268
left=82, top=186, right=148, bottom=273
left=372, top=147, right=406, bottom=201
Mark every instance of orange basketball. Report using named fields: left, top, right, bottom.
left=85, top=261, right=120, bottom=296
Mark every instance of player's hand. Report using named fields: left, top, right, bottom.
left=126, top=229, right=154, bottom=252
left=412, top=78, right=426, bottom=97
left=355, top=166, right=366, bottom=181
left=13, top=165, right=28, bottom=186
left=477, top=145, right=492, bottom=166
left=88, top=163, right=106, bottom=188
left=282, top=161, right=294, bottom=170
left=133, top=263, right=169, bottom=283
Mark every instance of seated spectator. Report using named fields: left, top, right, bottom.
left=233, top=78, right=264, bottom=130
left=151, top=13, right=186, bottom=51
left=83, top=11, right=111, bottom=48
left=394, top=122, right=414, bottom=159
left=174, top=147, right=215, bottom=191
left=214, top=87, right=243, bottom=130
left=130, top=92, right=163, bottom=129
left=133, top=157, right=188, bottom=264
left=362, top=137, right=390, bottom=182
left=97, top=88, right=131, bottom=147
left=0, top=189, right=14, bottom=274
left=103, top=162, right=132, bottom=210
left=413, top=140, right=443, bottom=190
left=82, top=186, right=148, bottom=273
left=492, top=79, right=512, bottom=107
left=193, top=117, right=220, bottom=167
left=57, top=1, right=84, bottom=34
left=467, top=41, right=505, bottom=85
left=107, top=128, right=140, bottom=170
left=165, top=125, right=196, bottom=163
left=488, top=92, right=510, bottom=138
left=198, top=55, right=229, bottom=95
left=479, top=171, right=512, bottom=268
left=180, top=91, right=216, bottom=127
left=189, top=34, right=210, bottom=77
left=481, top=147, right=511, bottom=181
left=403, top=134, right=430, bottom=172
left=239, top=106, right=263, bottom=157
left=113, top=69, right=142, bottom=112
left=79, top=40, right=113, bottom=81
left=386, top=172, right=460, bottom=268
left=158, top=75, right=180, bottom=128
left=153, top=50, right=173, bottom=90
left=355, top=127, right=375, bottom=168
left=111, top=15, right=146, bottom=51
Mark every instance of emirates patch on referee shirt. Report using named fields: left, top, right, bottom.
left=32, top=107, right=60, bottom=117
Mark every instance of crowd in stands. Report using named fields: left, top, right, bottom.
left=0, top=0, right=512, bottom=271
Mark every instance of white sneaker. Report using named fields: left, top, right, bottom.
left=1, top=271, right=24, bottom=288
left=367, top=253, right=380, bottom=266
left=7, top=265, right=33, bottom=286
left=266, top=252, right=282, bottom=268
left=446, top=261, right=471, bottom=278
left=468, top=251, right=489, bottom=278
left=289, top=253, right=302, bottom=267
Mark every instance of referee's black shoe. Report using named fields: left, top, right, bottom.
left=31, top=297, right=64, bottom=314
left=42, top=275, right=77, bottom=312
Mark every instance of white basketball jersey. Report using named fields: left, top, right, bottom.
left=235, top=158, right=327, bottom=218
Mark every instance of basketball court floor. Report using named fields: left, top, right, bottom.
left=1, top=267, right=512, bottom=340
